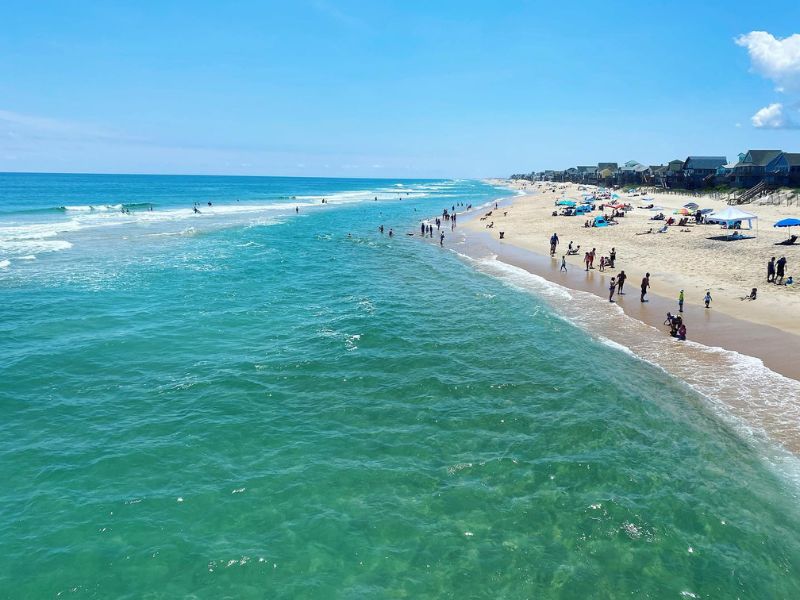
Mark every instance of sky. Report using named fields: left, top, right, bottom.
left=1, top=0, right=800, bottom=178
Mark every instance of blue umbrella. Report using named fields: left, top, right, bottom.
left=775, top=218, right=800, bottom=240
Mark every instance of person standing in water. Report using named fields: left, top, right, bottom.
left=609, top=277, right=616, bottom=302
left=560, top=255, right=567, bottom=272
left=439, top=232, right=445, bottom=246
left=640, top=273, right=650, bottom=302
left=617, top=270, right=627, bottom=295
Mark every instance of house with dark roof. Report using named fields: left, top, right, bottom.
left=765, top=152, right=800, bottom=186
left=576, top=165, right=597, bottom=183
left=662, top=159, right=686, bottom=188
left=595, top=163, right=617, bottom=186
left=682, top=156, right=727, bottom=188
left=733, top=150, right=782, bottom=188
left=646, top=165, right=667, bottom=186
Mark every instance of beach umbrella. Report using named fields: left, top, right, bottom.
left=611, top=193, right=620, bottom=199
left=673, top=207, right=690, bottom=215
left=556, top=199, right=576, bottom=206
left=774, top=218, right=800, bottom=237
left=683, top=202, right=699, bottom=210
left=699, top=208, right=714, bottom=214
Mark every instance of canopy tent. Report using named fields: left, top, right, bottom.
left=707, top=207, right=757, bottom=227
left=707, top=206, right=758, bottom=237
left=683, top=202, right=699, bottom=210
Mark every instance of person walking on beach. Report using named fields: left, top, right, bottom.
left=776, top=256, right=787, bottom=284
left=678, top=289, right=684, bottom=313
left=589, top=248, right=596, bottom=269
left=584, top=252, right=591, bottom=272
left=704, top=289, right=712, bottom=308
left=767, top=257, right=776, bottom=283
left=609, top=277, right=616, bottom=302
left=640, top=273, right=650, bottom=302
left=560, top=255, right=567, bottom=272
left=549, top=233, right=559, bottom=257
left=617, top=270, right=627, bottom=294
left=609, top=247, right=616, bottom=269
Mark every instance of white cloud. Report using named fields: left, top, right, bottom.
left=750, top=102, right=798, bottom=129
left=735, top=31, right=800, bottom=91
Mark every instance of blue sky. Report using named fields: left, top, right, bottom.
left=1, top=0, right=800, bottom=178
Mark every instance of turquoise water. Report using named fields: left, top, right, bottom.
left=2, top=174, right=800, bottom=598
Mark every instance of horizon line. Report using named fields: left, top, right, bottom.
left=0, top=169, right=496, bottom=181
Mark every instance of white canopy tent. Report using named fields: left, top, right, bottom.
left=706, top=206, right=758, bottom=239
left=706, top=206, right=758, bottom=230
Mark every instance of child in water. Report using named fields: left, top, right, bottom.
left=704, top=290, right=712, bottom=308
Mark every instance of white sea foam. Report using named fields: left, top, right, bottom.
left=0, top=259, right=10, bottom=268
left=0, top=239, right=73, bottom=255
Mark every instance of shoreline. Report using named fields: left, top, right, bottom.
left=468, top=182, right=800, bottom=382
left=462, top=226, right=800, bottom=382
left=420, top=184, right=800, bottom=454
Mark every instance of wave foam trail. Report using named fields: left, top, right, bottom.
left=463, top=253, right=800, bottom=480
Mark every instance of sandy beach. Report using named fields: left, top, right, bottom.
left=464, top=180, right=800, bottom=382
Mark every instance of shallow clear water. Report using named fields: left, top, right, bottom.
left=2, top=174, right=800, bottom=598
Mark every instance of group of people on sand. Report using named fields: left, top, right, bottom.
left=767, top=256, right=792, bottom=286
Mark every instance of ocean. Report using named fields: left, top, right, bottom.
left=2, top=173, right=800, bottom=598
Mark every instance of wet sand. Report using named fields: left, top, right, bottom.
left=462, top=228, right=800, bottom=382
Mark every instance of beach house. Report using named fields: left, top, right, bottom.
left=662, top=159, right=686, bottom=188
left=682, top=156, right=727, bottom=188
left=732, top=150, right=782, bottom=188
left=617, top=160, right=649, bottom=186
left=576, top=166, right=597, bottom=184
left=596, top=162, right=618, bottom=187
left=765, top=152, right=800, bottom=187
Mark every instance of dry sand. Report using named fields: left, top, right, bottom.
left=476, top=180, right=799, bottom=336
